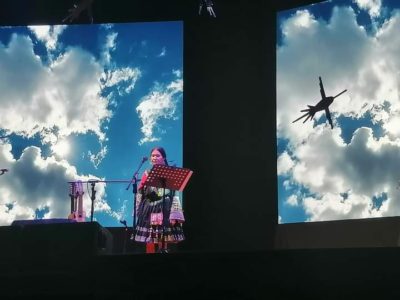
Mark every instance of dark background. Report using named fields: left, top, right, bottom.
left=3, top=1, right=400, bottom=299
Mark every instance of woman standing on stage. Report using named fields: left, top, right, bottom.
left=134, top=147, right=185, bottom=253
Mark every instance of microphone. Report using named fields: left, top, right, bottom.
left=126, top=157, right=148, bottom=191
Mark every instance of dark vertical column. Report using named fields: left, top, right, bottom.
left=183, top=0, right=278, bottom=251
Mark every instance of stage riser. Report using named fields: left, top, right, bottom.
left=1, top=249, right=400, bottom=298
left=275, top=217, right=400, bottom=249
left=0, top=222, right=112, bottom=265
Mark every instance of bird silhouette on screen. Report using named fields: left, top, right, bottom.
left=292, top=76, right=347, bottom=129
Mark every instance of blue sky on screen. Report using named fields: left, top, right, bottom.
left=0, top=22, right=183, bottom=227
left=277, top=0, right=400, bottom=223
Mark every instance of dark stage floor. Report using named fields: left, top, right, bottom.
left=2, top=248, right=400, bottom=299
left=1, top=222, right=400, bottom=299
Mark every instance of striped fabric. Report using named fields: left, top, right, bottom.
left=134, top=186, right=185, bottom=243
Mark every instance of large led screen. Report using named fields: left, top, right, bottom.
left=0, top=22, right=183, bottom=227
left=277, top=0, right=400, bottom=223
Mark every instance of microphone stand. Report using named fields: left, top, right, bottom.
left=160, top=178, right=168, bottom=253
left=89, top=180, right=97, bottom=222
left=69, top=182, right=76, bottom=216
left=120, top=220, right=128, bottom=254
left=126, top=157, right=147, bottom=241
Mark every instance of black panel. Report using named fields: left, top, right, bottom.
left=0, top=226, right=21, bottom=261
left=0, top=222, right=112, bottom=268
left=183, top=1, right=277, bottom=251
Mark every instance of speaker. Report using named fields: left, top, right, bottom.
left=15, top=221, right=113, bottom=268
left=0, top=225, right=22, bottom=261
left=11, top=218, right=76, bottom=226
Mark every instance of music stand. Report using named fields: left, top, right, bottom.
left=144, top=164, right=193, bottom=252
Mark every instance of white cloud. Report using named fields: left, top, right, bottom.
left=173, top=69, right=182, bottom=78
left=0, top=23, right=184, bottom=225
left=278, top=7, right=372, bottom=145
left=28, top=25, right=67, bottom=51
left=286, top=195, right=299, bottom=207
left=101, top=67, right=141, bottom=95
left=51, top=138, right=71, bottom=158
left=277, top=151, right=295, bottom=175
left=287, top=126, right=400, bottom=220
left=98, top=198, right=128, bottom=222
left=100, top=24, right=114, bottom=30
left=278, top=6, right=400, bottom=222
left=383, top=113, right=400, bottom=138
left=0, top=34, right=112, bottom=145
left=136, top=76, right=183, bottom=145
left=0, top=141, right=127, bottom=225
left=101, top=31, right=118, bottom=65
left=283, top=179, right=292, bottom=190
left=303, top=192, right=386, bottom=222
left=0, top=27, right=148, bottom=180
left=88, top=145, right=108, bottom=168
left=353, top=0, right=382, bottom=18
left=157, top=46, right=166, bottom=57
left=0, top=143, right=110, bottom=225
left=278, top=5, right=398, bottom=124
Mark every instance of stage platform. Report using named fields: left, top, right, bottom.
left=1, top=248, right=400, bottom=299
left=1, top=221, right=400, bottom=299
